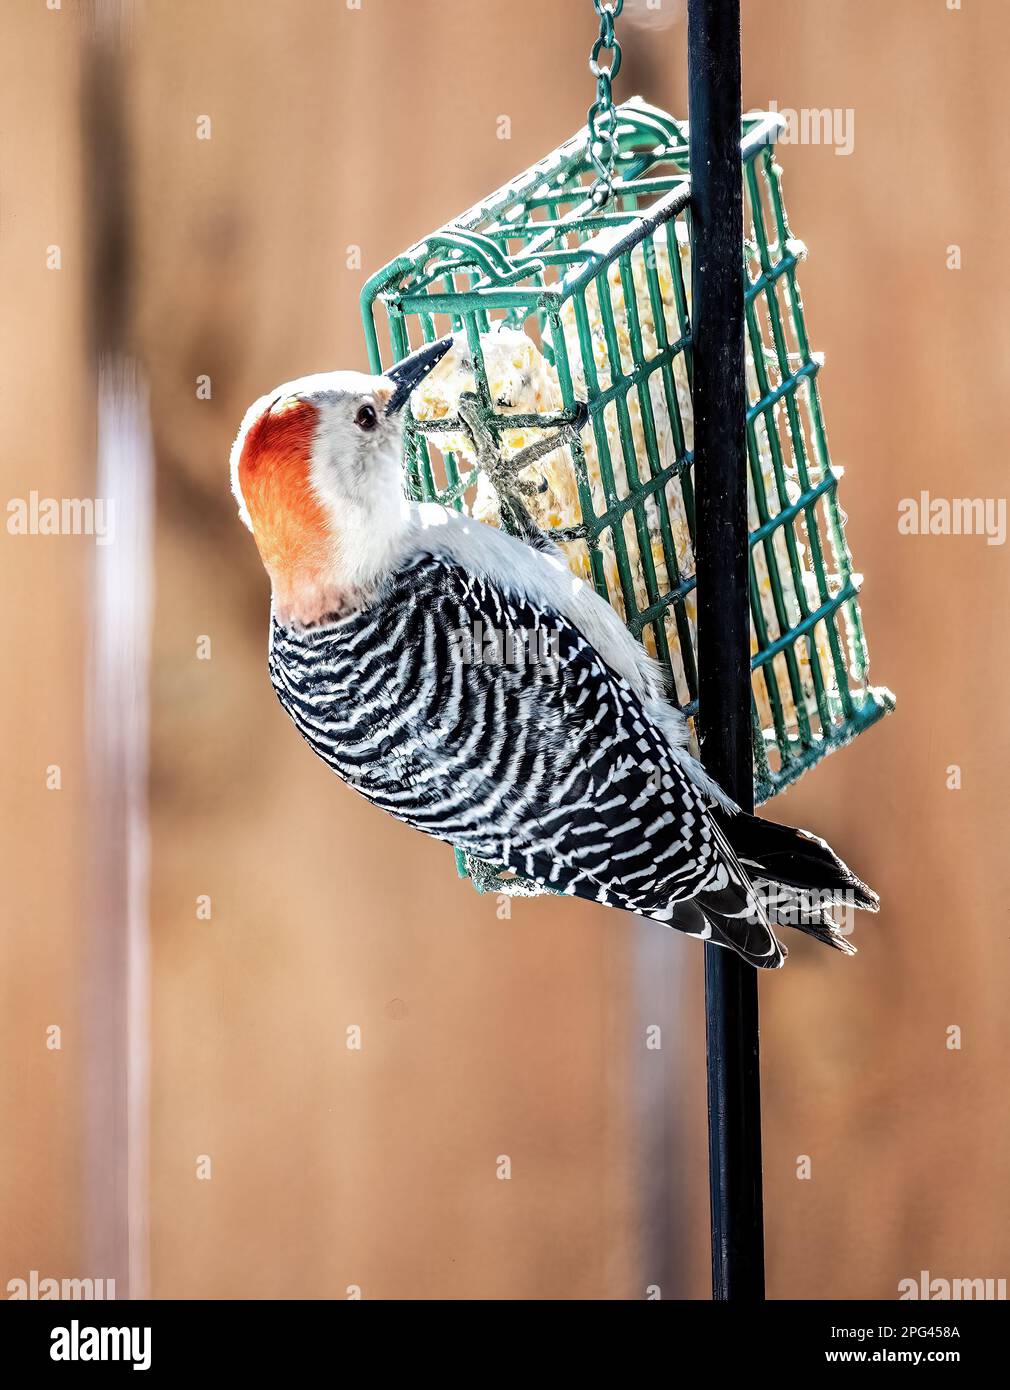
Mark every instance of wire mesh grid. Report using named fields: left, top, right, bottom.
left=361, top=98, right=893, bottom=837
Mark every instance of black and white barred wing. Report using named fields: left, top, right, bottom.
left=270, top=554, right=783, bottom=967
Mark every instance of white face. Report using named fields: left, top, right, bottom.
left=305, top=371, right=405, bottom=525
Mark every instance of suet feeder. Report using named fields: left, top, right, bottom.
left=361, top=100, right=892, bottom=857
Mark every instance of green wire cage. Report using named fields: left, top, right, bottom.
left=361, top=96, right=893, bottom=887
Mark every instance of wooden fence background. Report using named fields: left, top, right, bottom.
left=2, top=0, right=1007, bottom=1299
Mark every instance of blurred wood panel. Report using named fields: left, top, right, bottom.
left=0, top=1, right=92, bottom=1291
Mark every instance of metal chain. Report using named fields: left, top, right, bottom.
left=587, top=0, right=624, bottom=206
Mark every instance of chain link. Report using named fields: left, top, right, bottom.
left=587, top=0, right=624, bottom=206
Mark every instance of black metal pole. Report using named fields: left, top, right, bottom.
left=688, top=0, right=766, bottom=1300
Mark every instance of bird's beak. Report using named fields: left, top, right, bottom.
left=384, top=336, right=454, bottom=415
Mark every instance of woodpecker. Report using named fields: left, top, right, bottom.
left=231, top=338, right=878, bottom=967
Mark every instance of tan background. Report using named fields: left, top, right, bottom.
left=1, top=0, right=1007, bottom=1300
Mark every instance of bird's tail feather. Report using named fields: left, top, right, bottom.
left=649, top=820, right=787, bottom=969
left=650, top=893, right=787, bottom=969
left=560, top=809, right=872, bottom=968
left=746, top=878, right=858, bottom=955
left=713, top=809, right=879, bottom=912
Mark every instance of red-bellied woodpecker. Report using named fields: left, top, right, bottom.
left=231, top=338, right=878, bottom=967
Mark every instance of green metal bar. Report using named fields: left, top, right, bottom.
left=746, top=155, right=854, bottom=722
left=547, top=308, right=613, bottom=602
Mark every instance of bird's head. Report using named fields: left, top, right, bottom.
left=231, top=338, right=451, bottom=626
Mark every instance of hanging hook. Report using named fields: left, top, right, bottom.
left=587, top=0, right=625, bottom=205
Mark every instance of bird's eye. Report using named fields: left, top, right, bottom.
left=354, top=402, right=378, bottom=432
